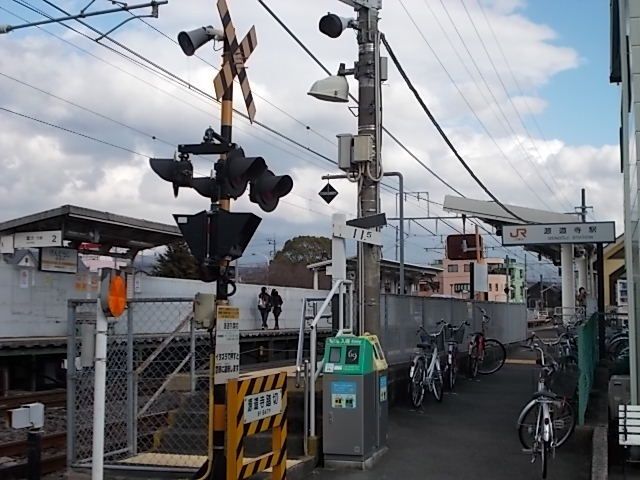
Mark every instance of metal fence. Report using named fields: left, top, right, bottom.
left=380, top=295, right=527, bottom=365
left=67, top=298, right=211, bottom=470
left=577, top=312, right=600, bottom=425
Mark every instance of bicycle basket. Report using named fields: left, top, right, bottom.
left=452, top=324, right=466, bottom=344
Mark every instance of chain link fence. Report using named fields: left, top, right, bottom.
left=67, top=298, right=212, bottom=471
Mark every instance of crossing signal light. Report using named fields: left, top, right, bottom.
left=220, top=147, right=267, bottom=198
left=249, top=170, right=293, bottom=212
left=149, top=157, right=193, bottom=198
left=174, top=210, right=261, bottom=282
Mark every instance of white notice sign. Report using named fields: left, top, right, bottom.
left=0, top=235, right=14, bottom=254
left=214, top=306, right=240, bottom=385
left=244, top=389, right=282, bottom=423
left=14, top=230, right=63, bottom=248
left=333, top=224, right=382, bottom=246
left=502, top=222, right=615, bottom=246
left=40, top=247, right=78, bottom=273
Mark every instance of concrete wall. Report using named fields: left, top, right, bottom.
left=380, top=294, right=527, bottom=365
left=0, top=262, right=329, bottom=338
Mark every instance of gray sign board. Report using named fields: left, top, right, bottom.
left=502, top=222, right=616, bottom=246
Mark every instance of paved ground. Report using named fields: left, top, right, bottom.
left=312, top=363, right=591, bottom=480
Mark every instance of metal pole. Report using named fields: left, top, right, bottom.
left=126, top=306, right=136, bottom=454
left=561, top=244, right=575, bottom=325
left=27, top=430, right=42, bottom=480
left=91, top=301, right=108, bottom=480
left=357, top=4, right=382, bottom=336
left=66, top=302, right=76, bottom=467
left=384, top=172, right=404, bottom=295
left=208, top=34, right=234, bottom=480
left=597, top=243, right=606, bottom=356
left=190, top=315, right=196, bottom=393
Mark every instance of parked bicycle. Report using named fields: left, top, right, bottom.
left=528, top=331, right=577, bottom=372
left=517, top=339, right=576, bottom=478
left=467, top=308, right=506, bottom=378
left=408, top=324, right=445, bottom=408
left=442, top=321, right=469, bottom=390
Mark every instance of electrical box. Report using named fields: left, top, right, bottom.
left=9, top=402, right=44, bottom=429
left=194, top=292, right=216, bottom=329
left=379, top=57, right=388, bottom=82
left=337, top=134, right=353, bottom=171
left=609, top=375, right=631, bottom=420
left=353, top=135, right=374, bottom=163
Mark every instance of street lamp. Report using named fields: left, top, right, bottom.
left=251, top=253, right=270, bottom=286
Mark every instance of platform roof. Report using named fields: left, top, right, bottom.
left=443, top=195, right=579, bottom=225
left=442, top=195, right=581, bottom=265
left=0, top=205, right=181, bottom=258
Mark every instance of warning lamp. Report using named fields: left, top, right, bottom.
left=218, top=147, right=267, bottom=199
left=249, top=170, right=293, bottom=212
left=99, top=269, right=127, bottom=317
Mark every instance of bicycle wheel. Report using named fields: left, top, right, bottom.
left=478, top=338, right=506, bottom=375
left=518, top=401, right=542, bottom=450
left=409, top=357, right=426, bottom=408
left=431, top=363, right=444, bottom=402
left=467, top=346, right=479, bottom=379
left=552, top=398, right=576, bottom=447
left=541, top=440, right=548, bottom=479
left=448, top=355, right=457, bottom=390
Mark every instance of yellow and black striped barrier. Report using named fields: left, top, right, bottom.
left=226, top=372, right=287, bottom=480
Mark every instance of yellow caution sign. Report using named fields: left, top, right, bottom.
left=226, top=372, right=287, bottom=480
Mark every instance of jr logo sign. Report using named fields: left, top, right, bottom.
left=509, top=228, right=527, bottom=240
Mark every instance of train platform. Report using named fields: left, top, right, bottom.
left=312, top=362, right=592, bottom=480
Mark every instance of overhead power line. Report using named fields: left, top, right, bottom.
left=380, top=34, right=526, bottom=223
left=0, top=106, right=150, bottom=158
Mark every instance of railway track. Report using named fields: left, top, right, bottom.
left=0, top=389, right=66, bottom=413
left=0, top=431, right=66, bottom=479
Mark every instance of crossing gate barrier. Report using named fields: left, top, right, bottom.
left=226, top=372, right=287, bottom=479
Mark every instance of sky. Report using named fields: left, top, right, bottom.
left=0, top=0, right=623, bottom=280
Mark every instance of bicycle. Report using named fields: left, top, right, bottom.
left=408, top=324, right=445, bottom=408
left=442, top=321, right=469, bottom=390
left=467, top=307, right=506, bottom=378
left=517, top=341, right=576, bottom=479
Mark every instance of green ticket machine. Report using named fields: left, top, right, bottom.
left=322, top=334, right=388, bottom=468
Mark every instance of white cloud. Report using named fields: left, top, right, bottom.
left=0, top=0, right=619, bottom=270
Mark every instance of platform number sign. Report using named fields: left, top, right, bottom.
left=213, top=0, right=257, bottom=122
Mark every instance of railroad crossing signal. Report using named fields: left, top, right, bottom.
left=319, top=182, right=338, bottom=204
left=174, top=210, right=261, bottom=282
left=213, top=0, right=257, bottom=122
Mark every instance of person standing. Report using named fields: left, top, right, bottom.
left=258, top=287, right=271, bottom=330
left=271, top=289, right=283, bottom=330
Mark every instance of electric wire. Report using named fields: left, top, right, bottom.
left=0, top=106, right=151, bottom=158
left=455, top=0, right=566, bottom=210
left=399, top=0, right=550, bottom=210
left=380, top=33, right=526, bottom=223
left=15, top=2, right=541, bottom=268
left=474, top=0, right=575, bottom=211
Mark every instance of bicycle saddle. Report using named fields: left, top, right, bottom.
left=416, top=342, right=433, bottom=351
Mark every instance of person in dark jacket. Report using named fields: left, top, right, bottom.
left=258, top=287, right=271, bottom=329
left=271, top=289, right=283, bottom=330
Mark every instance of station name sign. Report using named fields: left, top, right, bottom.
left=502, top=222, right=616, bottom=246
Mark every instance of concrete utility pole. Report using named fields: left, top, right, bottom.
left=357, top=4, right=383, bottom=335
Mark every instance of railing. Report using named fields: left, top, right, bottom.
left=295, top=279, right=353, bottom=446
left=577, top=312, right=600, bottom=424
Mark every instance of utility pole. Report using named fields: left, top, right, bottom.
left=357, top=3, right=382, bottom=335
left=311, top=0, right=384, bottom=335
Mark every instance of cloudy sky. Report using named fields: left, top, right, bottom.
left=0, top=0, right=621, bottom=278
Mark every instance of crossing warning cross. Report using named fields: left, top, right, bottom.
left=213, top=0, right=257, bottom=122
